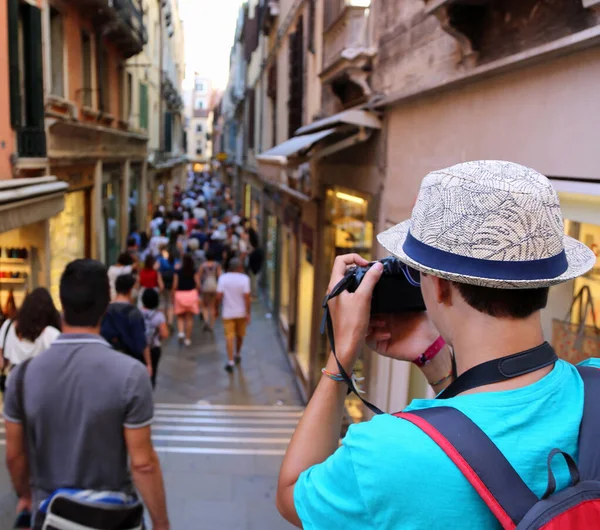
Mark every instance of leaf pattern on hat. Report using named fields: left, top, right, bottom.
left=377, top=160, right=597, bottom=288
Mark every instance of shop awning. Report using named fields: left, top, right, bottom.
left=256, top=129, right=338, bottom=165
left=0, top=176, right=68, bottom=233
left=295, top=109, right=382, bottom=135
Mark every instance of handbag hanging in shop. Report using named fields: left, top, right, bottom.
left=552, top=285, right=600, bottom=364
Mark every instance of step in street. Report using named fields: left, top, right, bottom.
left=0, top=403, right=304, bottom=458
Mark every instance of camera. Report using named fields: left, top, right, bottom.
left=344, top=257, right=425, bottom=314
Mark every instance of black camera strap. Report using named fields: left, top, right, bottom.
left=321, top=275, right=385, bottom=416
left=438, top=342, right=557, bottom=399
left=322, top=274, right=558, bottom=415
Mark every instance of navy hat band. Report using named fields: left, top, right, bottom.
left=403, top=231, right=569, bottom=281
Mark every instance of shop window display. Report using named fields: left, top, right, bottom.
left=321, top=188, right=374, bottom=422
left=265, top=215, right=279, bottom=310
left=279, top=225, right=291, bottom=332
left=103, top=176, right=121, bottom=266
left=565, top=219, right=600, bottom=325
left=49, top=191, right=86, bottom=308
left=296, top=242, right=314, bottom=378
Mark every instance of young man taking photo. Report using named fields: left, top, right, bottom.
left=4, top=259, right=169, bottom=529
left=216, top=257, right=251, bottom=373
left=276, top=161, right=600, bottom=529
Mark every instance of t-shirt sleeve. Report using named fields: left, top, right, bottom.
left=40, top=326, right=60, bottom=351
left=217, top=275, right=224, bottom=293
left=294, top=436, right=372, bottom=529
left=123, top=362, right=153, bottom=428
left=0, top=319, right=10, bottom=353
left=244, top=275, right=251, bottom=294
left=3, top=362, right=25, bottom=424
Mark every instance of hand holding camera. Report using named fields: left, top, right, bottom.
left=325, top=254, right=384, bottom=372
left=366, top=312, right=441, bottom=363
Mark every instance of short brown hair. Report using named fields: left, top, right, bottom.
left=454, top=282, right=549, bottom=319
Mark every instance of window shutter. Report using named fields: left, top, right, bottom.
left=7, top=0, right=21, bottom=129
left=164, top=111, right=172, bottom=152
left=23, top=3, right=45, bottom=129
left=139, top=82, right=148, bottom=130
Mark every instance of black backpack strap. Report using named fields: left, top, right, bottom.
left=396, top=407, right=538, bottom=529
left=576, top=366, right=600, bottom=480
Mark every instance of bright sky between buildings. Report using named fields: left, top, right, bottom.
left=179, top=0, right=244, bottom=90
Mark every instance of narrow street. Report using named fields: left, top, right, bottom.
left=0, top=303, right=303, bottom=529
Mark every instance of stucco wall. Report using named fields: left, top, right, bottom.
left=384, top=45, right=600, bottom=227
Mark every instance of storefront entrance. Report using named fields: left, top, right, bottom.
left=296, top=226, right=314, bottom=378
left=320, top=187, right=374, bottom=420
left=102, top=166, right=122, bottom=266
left=49, top=190, right=88, bottom=307
left=264, top=213, right=279, bottom=312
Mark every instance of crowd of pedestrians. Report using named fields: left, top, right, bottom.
left=0, top=171, right=262, bottom=529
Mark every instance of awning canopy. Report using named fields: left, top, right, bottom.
left=256, top=128, right=337, bottom=165
left=0, top=176, right=68, bottom=233
left=295, top=109, right=381, bottom=135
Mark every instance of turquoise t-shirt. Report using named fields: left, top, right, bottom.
left=294, top=359, right=600, bottom=529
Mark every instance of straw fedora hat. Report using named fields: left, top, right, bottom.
left=377, top=160, right=596, bottom=289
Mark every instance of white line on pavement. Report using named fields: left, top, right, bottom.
left=153, top=409, right=303, bottom=418
left=151, top=425, right=295, bottom=434
left=154, top=417, right=299, bottom=425
left=154, top=403, right=304, bottom=412
left=151, top=435, right=290, bottom=444
left=154, top=446, right=286, bottom=456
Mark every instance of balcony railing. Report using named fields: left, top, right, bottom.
left=75, top=0, right=147, bottom=59
left=322, top=4, right=372, bottom=75
left=17, top=127, right=47, bottom=158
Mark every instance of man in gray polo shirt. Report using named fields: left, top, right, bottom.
left=3, top=259, right=169, bottom=529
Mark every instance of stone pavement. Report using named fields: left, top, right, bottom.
left=0, top=302, right=304, bottom=529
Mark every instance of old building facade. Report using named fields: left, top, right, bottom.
left=222, top=0, right=600, bottom=417
left=0, top=0, right=185, bottom=309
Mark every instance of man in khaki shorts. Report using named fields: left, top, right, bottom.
left=216, top=258, right=251, bottom=373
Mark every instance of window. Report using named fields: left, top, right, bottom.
left=247, top=88, right=255, bottom=149
left=8, top=0, right=46, bottom=156
left=164, top=111, right=172, bottom=152
left=288, top=16, right=304, bottom=138
left=139, top=82, right=148, bottom=130
left=308, top=0, right=315, bottom=54
left=194, top=98, right=205, bottom=110
left=96, top=34, right=110, bottom=112
left=49, top=7, right=64, bottom=97
left=196, top=123, right=202, bottom=133
left=81, top=31, right=92, bottom=107
left=126, top=72, right=133, bottom=121
left=196, top=147, right=202, bottom=155
left=195, top=79, right=204, bottom=92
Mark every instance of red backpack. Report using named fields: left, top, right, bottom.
left=395, top=366, right=600, bottom=529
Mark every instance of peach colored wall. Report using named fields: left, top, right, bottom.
left=63, top=6, right=122, bottom=119
left=0, top=0, right=15, bottom=179
left=64, top=6, right=87, bottom=108
left=384, top=45, right=600, bottom=226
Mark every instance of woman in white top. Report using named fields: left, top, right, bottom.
left=107, top=252, right=135, bottom=300
left=0, top=287, right=61, bottom=369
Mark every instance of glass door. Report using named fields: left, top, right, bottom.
left=102, top=168, right=121, bottom=266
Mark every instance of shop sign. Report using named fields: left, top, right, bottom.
left=216, top=152, right=228, bottom=161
